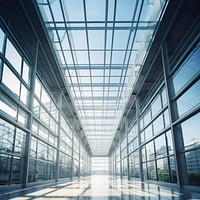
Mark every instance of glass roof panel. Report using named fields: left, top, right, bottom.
left=51, top=1, right=63, bottom=21
left=63, top=0, right=85, bottom=21
left=116, top=0, right=136, bottom=21
left=75, top=51, right=89, bottom=64
left=36, top=0, right=168, bottom=156
left=90, top=51, right=104, bottom=64
left=86, top=0, right=105, bottom=21
left=113, top=30, right=130, bottom=49
left=70, top=30, right=87, bottom=49
left=88, top=31, right=104, bottom=49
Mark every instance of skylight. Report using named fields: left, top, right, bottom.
left=36, top=0, right=167, bottom=156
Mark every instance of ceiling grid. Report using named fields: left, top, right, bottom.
left=36, top=0, right=167, bottom=155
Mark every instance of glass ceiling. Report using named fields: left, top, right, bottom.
left=36, top=0, right=167, bottom=156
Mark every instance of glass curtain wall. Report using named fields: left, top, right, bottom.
left=110, top=41, right=200, bottom=187
left=0, top=23, right=91, bottom=186
left=0, top=26, right=30, bottom=185
left=172, top=43, right=200, bottom=186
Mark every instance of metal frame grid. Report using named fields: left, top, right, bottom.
left=36, top=0, right=167, bottom=156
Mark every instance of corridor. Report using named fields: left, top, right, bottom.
left=1, top=175, right=200, bottom=200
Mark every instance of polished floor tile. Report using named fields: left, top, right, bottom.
left=0, top=175, right=200, bottom=200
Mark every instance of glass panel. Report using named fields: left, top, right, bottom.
left=169, top=156, right=177, bottom=183
left=155, top=134, right=167, bottom=158
left=0, top=94, right=17, bottom=119
left=59, top=153, right=72, bottom=178
left=50, top=117, right=57, bottom=133
left=173, top=44, right=200, bottom=94
left=88, top=31, right=104, bottom=49
left=116, top=0, right=136, bottom=21
left=32, top=120, right=38, bottom=135
left=143, top=162, right=147, bottom=180
left=37, top=141, right=47, bottom=160
left=20, top=84, right=28, bottom=105
left=22, top=61, right=30, bottom=85
left=86, top=0, right=105, bottom=21
left=41, top=87, right=51, bottom=110
left=40, top=106, right=49, bottom=126
left=113, top=30, right=129, bottom=49
left=2, top=64, right=20, bottom=97
left=145, top=124, right=153, bottom=141
left=140, top=131, right=145, bottom=144
left=38, top=4, right=52, bottom=22
left=186, top=149, right=200, bottom=186
left=33, top=97, right=40, bottom=117
left=49, top=133, right=56, bottom=146
left=5, top=39, right=22, bottom=74
left=63, top=0, right=84, bottom=21
left=51, top=101, right=58, bottom=121
left=30, top=137, right=37, bottom=159
left=112, top=51, right=125, bottom=64
left=143, top=108, right=151, bottom=127
left=73, top=159, right=79, bottom=177
left=17, top=108, right=28, bottom=126
left=153, top=114, right=164, bottom=135
left=176, top=80, right=200, bottom=117
left=12, top=156, right=23, bottom=184
left=50, top=0, right=63, bottom=21
left=181, top=112, right=200, bottom=150
left=34, top=77, right=41, bottom=98
left=71, top=30, right=87, bottom=49
left=90, top=51, right=104, bottom=64
left=0, top=119, right=15, bottom=153
left=0, top=154, right=11, bottom=185
left=0, top=28, right=4, bottom=53
left=147, top=160, right=156, bottom=180
left=38, top=125, right=48, bottom=140
left=166, top=130, right=173, bottom=154
left=46, top=163, right=55, bottom=180
left=163, top=109, right=170, bottom=128
left=142, top=147, right=146, bottom=162
left=161, top=87, right=167, bottom=107
left=47, top=146, right=55, bottom=162
left=36, top=160, right=46, bottom=181
left=157, top=158, right=169, bottom=182
left=14, top=128, right=26, bottom=155
left=151, top=95, right=162, bottom=117
left=146, top=141, right=155, bottom=161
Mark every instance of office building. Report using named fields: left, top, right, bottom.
left=0, top=0, right=200, bottom=199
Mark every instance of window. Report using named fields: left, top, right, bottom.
left=157, top=158, right=169, bottom=182
left=153, top=114, right=164, bottom=135
left=176, top=80, right=200, bottom=117
left=181, top=112, right=200, bottom=150
left=155, top=134, right=167, bottom=158
left=0, top=28, right=4, bottom=53
left=0, top=119, right=15, bottom=153
left=0, top=94, right=17, bottom=120
left=172, top=43, right=200, bottom=94
left=185, top=149, right=200, bottom=186
left=2, top=64, right=20, bottom=97
left=5, top=39, right=22, bottom=74
left=151, top=95, right=162, bottom=117
left=22, top=61, right=30, bottom=85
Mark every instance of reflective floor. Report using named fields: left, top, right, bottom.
left=1, top=175, right=200, bottom=200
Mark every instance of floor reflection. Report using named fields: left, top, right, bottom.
left=1, top=175, right=200, bottom=200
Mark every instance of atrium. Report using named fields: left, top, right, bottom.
left=0, top=0, right=200, bottom=199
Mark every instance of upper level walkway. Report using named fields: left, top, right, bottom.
left=0, top=175, right=200, bottom=199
